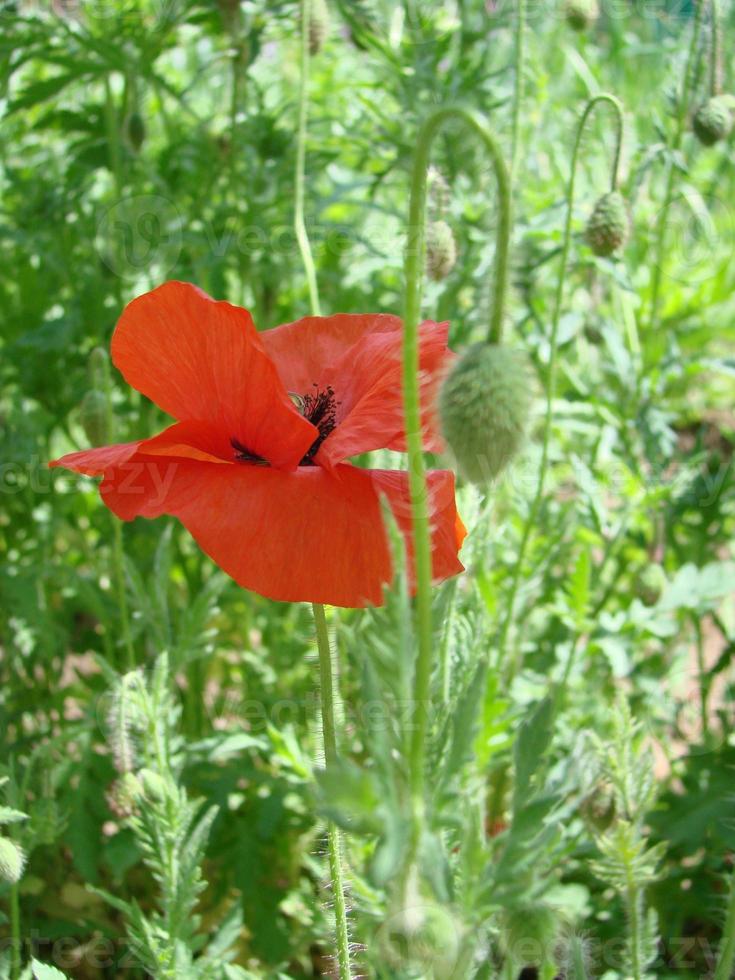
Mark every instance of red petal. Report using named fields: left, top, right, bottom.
left=111, top=281, right=316, bottom=470
left=262, top=314, right=453, bottom=466
left=370, top=469, right=466, bottom=586
left=97, top=457, right=395, bottom=607
left=49, top=441, right=142, bottom=476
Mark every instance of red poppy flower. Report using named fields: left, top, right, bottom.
left=50, top=281, right=466, bottom=607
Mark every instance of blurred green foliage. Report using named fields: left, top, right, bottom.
left=1, top=0, right=734, bottom=977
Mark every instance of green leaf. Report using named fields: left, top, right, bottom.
left=513, top=698, right=554, bottom=811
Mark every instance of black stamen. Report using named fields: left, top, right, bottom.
left=300, top=384, right=339, bottom=465
left=231, top=384, right=340, bottom=468
left=231, top=437, right=267, bottom=465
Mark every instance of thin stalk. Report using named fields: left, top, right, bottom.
left=295, top=4, right=349, bottom=975
left=646, top=0, right=706, bottom=331
left=710, top=0, right=722, bottom=96
left=714, top=867, right=735, bottom=980
left=510, top=0, right=526, bottom=182
left=498, top=94, right=624, bottom=687
left=312, top=603, right=351, bottom=979
left=402, top=107, right=512, bottom=859
left=10, top=882, right=21, bottom=980
left=295, top=0, right=321, bottom=317
left=625, top=878, right=643, bottom=980
left=97, top=353, right=136, bottom=671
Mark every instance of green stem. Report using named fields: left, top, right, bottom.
left=312, top=604, right=351, bottom=980
left=710, top=0, right=722, bottom=96
left=510, top=0, right=526, bottom=182
left=626, top=877, right=643, bottom=980
left=295, top=0, right=321, bottom=317
left=10, top=882, right=21, bottom=980
left=295, top=4, right=349, bottom=975
left=714, top=866, right=735, bottom=980
left=499, top=94, right=624, bottom=686
left=403, top=106, right=512, bottom=855
left=646, top=0, right=706, bottom=331
left=97, top=352, right=136, bottom=671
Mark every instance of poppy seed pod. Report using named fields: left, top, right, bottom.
left=564, top=0, right=599, bottom=30
left=79, top=389, right=111, bottom=447
left=0, top=836, right=25, bottom=884
left=693, top=96, right=734, bottom=146
left=308, top=0, right=330, bottom=55
left=585, top=191, right=629, bottom=257
left=425, top=220, right=457, bottom=281
left=125, top=111, right=146, bottom=152
left=439, top=343, right=532, bottom=485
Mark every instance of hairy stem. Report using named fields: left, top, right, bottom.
left=312, top=604, right=351, bottom=979
left=295, top=4, right=350, bottom=975
left=403, top=106, right=512, bottom=862
left=498, top=93, right=624, bottom=687
left=10, top=882, right=21, bottom=980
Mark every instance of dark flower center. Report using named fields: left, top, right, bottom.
left=231, top=384, right=339, bottom=467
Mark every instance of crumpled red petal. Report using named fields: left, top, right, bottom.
left=111, top=281, right=316, bottom=470
left=262, top=313, right=453, bottom=468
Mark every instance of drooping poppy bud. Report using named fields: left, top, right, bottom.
left=693, top=95, right=734, bottom=146
left=564, top=0, right=599, bottom=30
left=439, top=343, right=532, bottom=485
left=425, top=220, right=457, bottom=281
left=585, top=191, right=629, bottom=257
left=0, top=837, right=25, bottom=884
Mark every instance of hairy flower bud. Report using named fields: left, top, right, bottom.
left=439, top=343, right=532, bottom=485
left=308, top=0, right=330, bottom=55
left=693, top=96, right=734, bottom=146
left=0, top=836, right=26, bottom=884
left=125, top=111, right=146, bottom=152
left=425, top=220, right=457, bottom=281
left=138, top=768, right=168, bottom=803
left=79, top=390, right=111, bottom=447
left=585, top=191, right=629, bottom=257
left=564, top=0, right=599, bottom=30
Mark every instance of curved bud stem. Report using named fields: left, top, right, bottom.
left=497, top=93, right=624, bottom=687
left=402, top=106, right=512, bottom=869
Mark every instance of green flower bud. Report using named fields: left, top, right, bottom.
left=138, top=768, right=168, bottom=803
left=693, top=96, right=734, bottom=146
left=637, top=563, right=667, bottom=607
left=88, top=346, right=109, bottom=389
left=79, top=390, right=110, bottom=447
left=425, top=220, right=457, bottom=281
left=0, top=836, right=26, bottom=884
left=308, top=0, right=330, bottom=55
left=106, top=773, right=142, bottom=820
left=125, top=111, right=146, bottom=152
left=564, top=0, right=599, bottom=30
left=439, top=343, right=532, bottom=485
left=500, top=904, right=561, bottom=969
left=585, top=191, right=629, bottom=257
